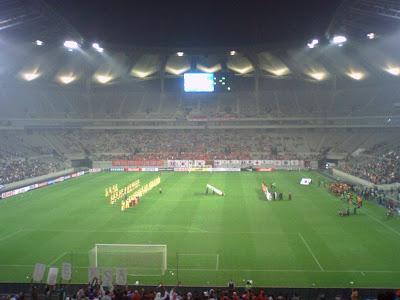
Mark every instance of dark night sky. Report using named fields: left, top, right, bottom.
left=49, top=0, right=342, bottom=47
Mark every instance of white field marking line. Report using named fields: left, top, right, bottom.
left=298, top=233, right=324, bottom=272
left=0, top=264, right=400, bottom=273
left=187, top=227, right=208, bottom=233
left=24, top=229, right=202, bottom=234
left=361, top=272, right=365, bottom=276
left=0, top=230, right=22, bottom=242
left=360, top=209, right=400, bottom=238
left=23, top=229, right=296, bottom=234
left=47, top=252, right=67, bottom=267
left=178, top=254, right=216, bottom=256
left=127, top=273, right=161, bottom=277
left=216, top=254, right=219, bottom=271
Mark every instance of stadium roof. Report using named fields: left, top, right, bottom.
left=1, top=0, right=400, bottom=87
left=1, top=36, right=400, bottom=86
left=326, top=0, right=400, bottom=40
left=0, top=0, right=83, bottom=45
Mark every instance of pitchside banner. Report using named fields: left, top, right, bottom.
left=33, top=263, right=46, bottom=281
left=112, top=160, right=163, bottom=166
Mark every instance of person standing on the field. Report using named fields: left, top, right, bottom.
left=279, top=192, right=282, bottom=200
left=288, top=192, right=292, bottom=200
left=159, top=186, right=162, bottom=194
left=228, top=279, right=235, bottom=292
left=274, top=191, right=277, bottom=200
left=206, top=187, right=208, bottom=195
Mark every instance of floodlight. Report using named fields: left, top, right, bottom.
left=177, top=52, right=184, bottom=56
left=59, top=76, right=75, bottom=84
left=311, top=73, right=324, bottom=80
left=92, top=43, right=104, bottom=53
left=307, top=39, right=319, bottom=48
left=230, top=50, right=236, bottom=56
left=331, top=36, right=347, bottom=45
left=35, top=40, right=43, bottom=46
left=349, top=72, right=363, bottom=80
left=227, top=87, right=231, bottom=90
left=367, top=33, right=375, bottom=39
left=387, top=68, right=400, bottom=76
left=23, top=73, right=39, bottom=81
left=97, top=75, right=112, bottom=84
left=64, top=40, right=79, bottom=49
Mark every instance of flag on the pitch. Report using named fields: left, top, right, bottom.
left=157, top=282, right=164, bottom=288
left=176, top=281, right=181, bottom=288
left=266, top=189, right=272, bottom=201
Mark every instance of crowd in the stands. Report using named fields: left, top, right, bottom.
left=0, top=160, right=61, bottom=185
left=1, top=279, right=376, bottom=300
left=340, top=145, right=400, bottom=184
left=64, top=130, right=306, bottom=161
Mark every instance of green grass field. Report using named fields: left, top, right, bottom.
left=1, top=171, right=400, bottom=288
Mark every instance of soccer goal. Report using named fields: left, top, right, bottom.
left=88, top=244, right=167, bottom=276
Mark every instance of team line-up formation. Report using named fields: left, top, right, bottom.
left=105, top=177, right=161, bottom=211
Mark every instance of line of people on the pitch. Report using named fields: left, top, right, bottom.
left=267, top=183, right=291, bottom=201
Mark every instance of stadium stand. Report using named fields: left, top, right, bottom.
left=2, top=0, right=400, bottom=295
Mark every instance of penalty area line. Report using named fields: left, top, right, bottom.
left=298, top=233, right=324, bottom=272
left=0, top=230, right=22, bottom=242
left=47, top=252, right=68, bottom=267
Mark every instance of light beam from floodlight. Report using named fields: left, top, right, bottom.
left=23, top=73, right=39, bottom=81
left=349, top=72, right=363, bottom=80
left=271, top=68, right=289, bottom=76
left=64, top=40, right=79, bottom=49
left=387, top=68, right=400, bottom=76
left=59, top=76, right=75, bottom=84
left=97, top=75, right=112, bottom=84
left=311, top=73, right=324, bottom=80
left=331, top=35, right=347, bottom=45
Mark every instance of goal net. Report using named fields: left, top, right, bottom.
left=88, top=244, right=167, bottom=276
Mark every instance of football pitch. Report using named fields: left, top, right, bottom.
left=1, top=171, right=400, bottom=288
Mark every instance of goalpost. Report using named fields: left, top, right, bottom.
left=88, top=244, right=167, bottom=276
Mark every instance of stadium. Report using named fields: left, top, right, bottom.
left=1, top=0, right=400, bottom=299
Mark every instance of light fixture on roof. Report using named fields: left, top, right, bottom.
left=177, top=52, right=184, bottom=56
left=23, top=73, right=39, bottom=81
left=307, top=39, right=319, bottom=48
left=230, top=50, right=236, bottom=56
left=331, top=35, right=347, bottom=46
left=349, top=72, right=363, bottom=80
left=387, top=68, right=400, bottom=76
left=271, top=68, right=288, bottom=76
left=92, top=43, right=104, bottom=53
left=97, top=75, right=112, bottom=84
left=63, top=40, right=80, bottom=50
left=227, top=87, right=231, bottom=90
left=59, top=76, right=75, bottom=84
left=35, top=40, right=43, bottom=46
left=367, top=33, right=375, bottom=40
left=311, top=73, right=324, bottom=80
